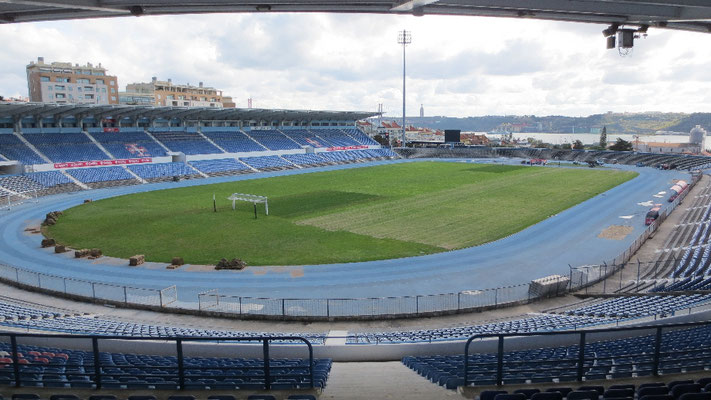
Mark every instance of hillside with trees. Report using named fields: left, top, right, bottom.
left=404, top=112, right=709, bottom=135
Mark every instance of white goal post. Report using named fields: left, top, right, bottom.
left=227, top=193, right=269, bottom=215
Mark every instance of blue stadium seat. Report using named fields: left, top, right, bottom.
left=89, top=129, right=167, bottom=158
left=201, top=129, right=267, bottom=153
left=23, top=131, right=109, bottom=162
left=239, top=155, right=295, bottom=170
left=149, top=128, right=222, bottom=155
left=246, top=130, right=301, bottom=151
left=0, top=134, right=45, bottom=164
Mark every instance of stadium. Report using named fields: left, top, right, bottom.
left=3, top=2, right=711, bottom=400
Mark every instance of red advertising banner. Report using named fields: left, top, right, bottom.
left=325, top=145, right=368, bottom=151
left=54, top=158, right=152, bottom=169
left=103, top=127, right=119, bottom=133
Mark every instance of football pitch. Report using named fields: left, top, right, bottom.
left=46, top=162, right=638, bottom=266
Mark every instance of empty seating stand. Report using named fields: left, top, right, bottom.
left=311, top=129, right=362, bottom=147
left=127, top=163, right=201, bottom=183
left=558, top=294, right=711, bottom=319
left=281, top=154, right=328, bottom=166
left=404, top=324, right=711, bottom=389
left=0, top=297, right=325, bottom=344
left=200, top=128, right=266, bottom=153
left=66, top=167, right=138, bottom=188
left=0, top=341, right=333, bottom=390
left=0, top=171, right=79, bottom=196
left=246, top=130, right=301, bottom=151
left=239, top=155, right=295, bottom=171
left=0, top=131, right=45, bottom=164
left=280, top=129, right=331, bottom=148
left=348, top=314, right=610, bottom=344
left=88, top=128, right=167, bottom=159
left=189, top=158, right=252, bottom=176
left=466, top=381, right=711, bottom=400
left=149, top=128, right=222, bottom=155
left=22, top=129, right=109, bottom=163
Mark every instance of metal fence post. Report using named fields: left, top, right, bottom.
left=619, top=267, right=623, bottom=290
left=92, top=337, right=102, bottom=389
left=91, top=282, right=96, bottom=299
left=10, top=334, right=21, bottom=387
left=652, top=327, right=663, bottom=376
left=416, top=295, right=420, bottom=314
left=124, top=286, right=128, bottom=304
left=577, top=331, right=586, bottom=381
left=496, top=335, right=504, bottom=386
left=282, top=299, right=286, bottom=317
left=326, top=299, right=330, bottom=317
left=176, top=339, right=185, bottom=390
left=263, top=339, right=271, bottom=390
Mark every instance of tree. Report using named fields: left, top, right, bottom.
left=599, top=126, right=608, bottom=149
left=373, top=134, right=388, bottom=146
left=560, top=143, right=572, bottom=150
left=572, top=140, right=584, bottom=150
left=609, top=138, right=633, bottom=151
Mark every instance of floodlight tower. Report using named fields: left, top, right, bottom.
left=398, top=29, right=411, bottom=147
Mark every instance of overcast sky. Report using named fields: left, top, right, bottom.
left=1, top=13, right=710, bottom=118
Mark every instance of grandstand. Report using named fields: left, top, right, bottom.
left=3, top=104, right=711, bottom=398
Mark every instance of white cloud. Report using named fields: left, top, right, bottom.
left=1, top=13, right=711, bottom=117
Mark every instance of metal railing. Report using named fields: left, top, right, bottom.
left=0, top=263, right=175, bottom=307
left=0, top=332, right=315, bottom=390
left=463, top=319, right=711, bottom=387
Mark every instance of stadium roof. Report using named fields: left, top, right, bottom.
left=0, top=103, right=378, bottom=122
left=1, top=1, right=710, bottom=33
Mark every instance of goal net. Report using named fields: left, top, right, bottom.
left=227, top=193, right=269, bottom=215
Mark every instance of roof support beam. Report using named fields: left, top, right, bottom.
left=0, top=0, right=130, bottom=14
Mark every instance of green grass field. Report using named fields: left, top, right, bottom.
left=46, top=162, right=637, bottom=266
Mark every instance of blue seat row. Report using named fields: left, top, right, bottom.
left=653, top=276, right=711, bottom=292
left=127, top=163, right=199, bottom=180
left=347, top=314, right=611, bottom=344
left=0, top=297, right=325, bottom=345
left=189, top=158, right=252, bottom=174
left=403, top=323, right=711, bottom=389
left=201, top=130, right=266, bottom=153
left=89, top=130, right=167, bottom=159
left=0, top=134, right=45, bottom=164
left=281, top=154, right=327, bottom=166
left=246, top=130, right=301, bottom=151
left=240, top=155, right=294, bottom=170
left=149, top=130, right=222, bottom=155
left=66, top=167, right=135, bottom=184
left=560, top=294, right=711, bottom=318
left=0, top=342, right=332, bottom=390
left=22, top=133, right=109, bottom=163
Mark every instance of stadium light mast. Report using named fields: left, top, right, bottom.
left=398, top=29, right=411, bottom=148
